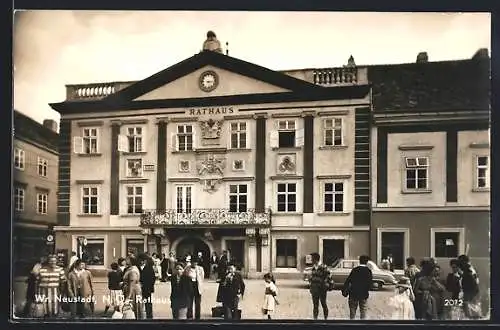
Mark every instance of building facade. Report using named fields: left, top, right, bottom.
left=368, top=50, right=490, bottom=310
left=51, top=34, right=371, bottom=277
left=13, top=111, right=59, bottom=275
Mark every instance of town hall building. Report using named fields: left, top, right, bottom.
left=50, top=32, right=372, bottom=277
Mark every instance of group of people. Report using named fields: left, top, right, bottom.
left=305, top=252, right=483, bottom=320
left=402, top=254, right=482, bottom=320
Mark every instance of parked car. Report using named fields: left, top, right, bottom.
left=303, top=259, right=397, bottom=290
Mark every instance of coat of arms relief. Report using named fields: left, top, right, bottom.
left=199, top=119, right=223, bottom=145
left=196, top=153, right=226, bottom=193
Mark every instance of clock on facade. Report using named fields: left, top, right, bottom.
left=198, top=70, right=219, bottom=92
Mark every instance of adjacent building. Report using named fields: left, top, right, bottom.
left=368, top=50, right=490, bottom=311
left=13, top=110, right=59, bottom=275
left=50, top=33, right=371, bottom=277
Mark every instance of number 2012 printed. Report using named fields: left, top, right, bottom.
left=444, top=299, right=464, bottom=306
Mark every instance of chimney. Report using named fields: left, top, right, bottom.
left=472, top=48, right=489, bottom=60
left=43, top=119, right=58, bottom=132
left=416, top=52, right=428, bottom=63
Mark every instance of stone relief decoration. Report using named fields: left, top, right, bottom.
left=199, top=119, right=223, bottom=145
left=277, top=154, right=296, bottom=174
left=202, top=178, right=223, bottom=193
left=232, top=159, right=245, bottom=171
left=179, top=160, right=190, bottom=173
left=197, top=154, right=226, bottom=176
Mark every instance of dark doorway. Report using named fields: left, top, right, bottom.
left=322, top=239, right=345, bottom=266
left=381, top=231, right=405, bottom=269
left=226, top=240, right=245, bottom=272
left=176, top=237, right=211, bottom=278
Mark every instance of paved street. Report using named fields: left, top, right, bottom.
left=14, top=278, right=396, bottom=320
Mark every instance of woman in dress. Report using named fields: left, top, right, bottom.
left=262, top=273, right=279, bottom=319
left=413, top=260, right=446, bottom=320
left=389, top=277, right=415, bottom=320
left=122, top=255, right=145, bottom=319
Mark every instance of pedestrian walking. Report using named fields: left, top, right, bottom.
left=388, top=277, right=415, bottom=320
left=432, top=264, right=445, bottom=319
left=122, top=254, right=145, bottom=319
left=170, top=262, right=193, bottom=320
left=217, top=250, right=230, bottom=280
left=68, top=252, right=78, bottom=271
left=221, top=264, right=245, bottom=320
left=67, top=259, right=94, bottom=319
left=262, top=273, right=279, bottom=320
left=458, top=255, right=482, bottom=319
left=186, top=257, right=205, bottom=320
left=35, top=254, right=67, bottom=318
left=404, top=257, right=420, bottom=288
left=151, top=253, right=162, bottom=281
left=139, top=253, right=156, bottom=319
left=309, top=252, right=334, bottom=320
left=210, top=252, right=219, bottom=281
left=160, top=253, right=169, bottom=282
left=342, top=255, right=373, bottom=320
left=413, top=259, right=445, bottom=320
left=445, top=259, right=464, bottom=320
left=103, top=262, right=124, bottom=316
left=22, top=257, right=46, bottom=317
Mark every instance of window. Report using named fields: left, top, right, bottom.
left=324, top=118, right=343, bottom=146
left=404, top=157, right=429, bottom=190
left=277, top=183, right=296, bottom=212
left=14, top=148, right=25, bottom=170
left=276, top=239, right=297, bottom=268
left=278, top=120, right=296, bottom=148
left=126, top=239, right=144, bottom=257
left=83, top=128, right=99, bottom=154
left=176, top=186, right=192, bottom=213
left=176, top=125, right=193, bottom=151
left=82, top=186, right=99, bottom=214
left=126, top=159, right=143, bottom=177
left=127, top=127, right=143, bottom=152
left=14, top=187, right=25, bottom=211
left=324, top=182, right=344, bottom=212
left=37, top=193, right=48, bottom=214
left=476, top=156, right=489, bottom=189
left=37, top=157, right=48, bottom=177
left=434, top=232, right=460, bottom=258
left=126, top=186, right=143, bottom=214
left=229, top=184, right=247, bottom=212
left=81, top=238, right=104, bottom=266
left=230, top=122, right=247, bottom=149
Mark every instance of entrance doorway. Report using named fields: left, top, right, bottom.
left=176, top=237, right=211, bottom=278
left=226, top=239, right=245, bottom=271
left=381, top=231, right=405, bottom=270
left=322, top=239, right=345, bottom=266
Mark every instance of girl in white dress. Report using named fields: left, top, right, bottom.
left=389, top=277, right=415, bottom=320
left=262, top=273, right=279, bottom=319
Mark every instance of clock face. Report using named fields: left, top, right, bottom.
left=199, top=70, right=219, bottom=92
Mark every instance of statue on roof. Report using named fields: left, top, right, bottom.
left=202, top=31, right=223, bottom=53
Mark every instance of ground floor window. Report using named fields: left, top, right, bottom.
left=276, top=239, right=297, bottom=268
left=127, top=238, right=145, bottom=257
left=81, top=238, right=105, bottom=266
left=434, top=231, right=460, bottom=258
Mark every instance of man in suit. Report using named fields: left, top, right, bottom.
left=67, top=259, right=94, bottom=318
left=186, top=257, right=205, bottom=319
left=170, top=262, right=193, bottom=320
left=342, top=255, right=373, bottom=320
left=221, top=264, right=245, bottom=320
left=160, top=253, right=169, bottom=282
left=138, top=253, right=156, bottom=319
left=209, top=252, right=219, bottom=280
left=217, top=250, right=230, bottom=281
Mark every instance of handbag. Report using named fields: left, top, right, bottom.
left=212, top=306, right=224, bottom=317
left=30, top=303, right=45, bottom=318
left=122, top=300, right=136, bottom=319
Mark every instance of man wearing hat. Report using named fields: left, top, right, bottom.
left=389, top=277, right=415, bottom=319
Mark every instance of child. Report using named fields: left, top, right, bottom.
left=262, top=273, right=279, bottom=319
left=104, top=262, right=124, bottom=316
left=111, top=304, right=123, bottom=319
left=389, top=277, right=415, bottom=320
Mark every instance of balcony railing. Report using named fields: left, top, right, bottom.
left=312, top=67, right=358, bottom=86
left=140, top=208, right=271, bottom=227
left=65, top=81, right=136, bottom=101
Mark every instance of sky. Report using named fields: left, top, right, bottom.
left=13, top=11, right=491, bottom=126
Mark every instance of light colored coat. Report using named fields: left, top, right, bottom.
left=188, top=265, right=205, bottom=295
left=67, top=269, right=94, bottom=298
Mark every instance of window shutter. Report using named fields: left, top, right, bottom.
left=73, top=136, right=84, bottom=154
left=118, top=134, right=129, bottom=152
left=295, top=128, right=305, bottom=147
left=192, top=130, right=197, bottom=150
left=141, top=126, right=146, bottom=152
left=244, top=125, right=250, bottom=149
left=170, top=133, right=178, bottom=151
left=269, top=130, right=279, bottom=148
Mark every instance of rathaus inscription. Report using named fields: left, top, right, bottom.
left=188, top=106, right=234, bottom=116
